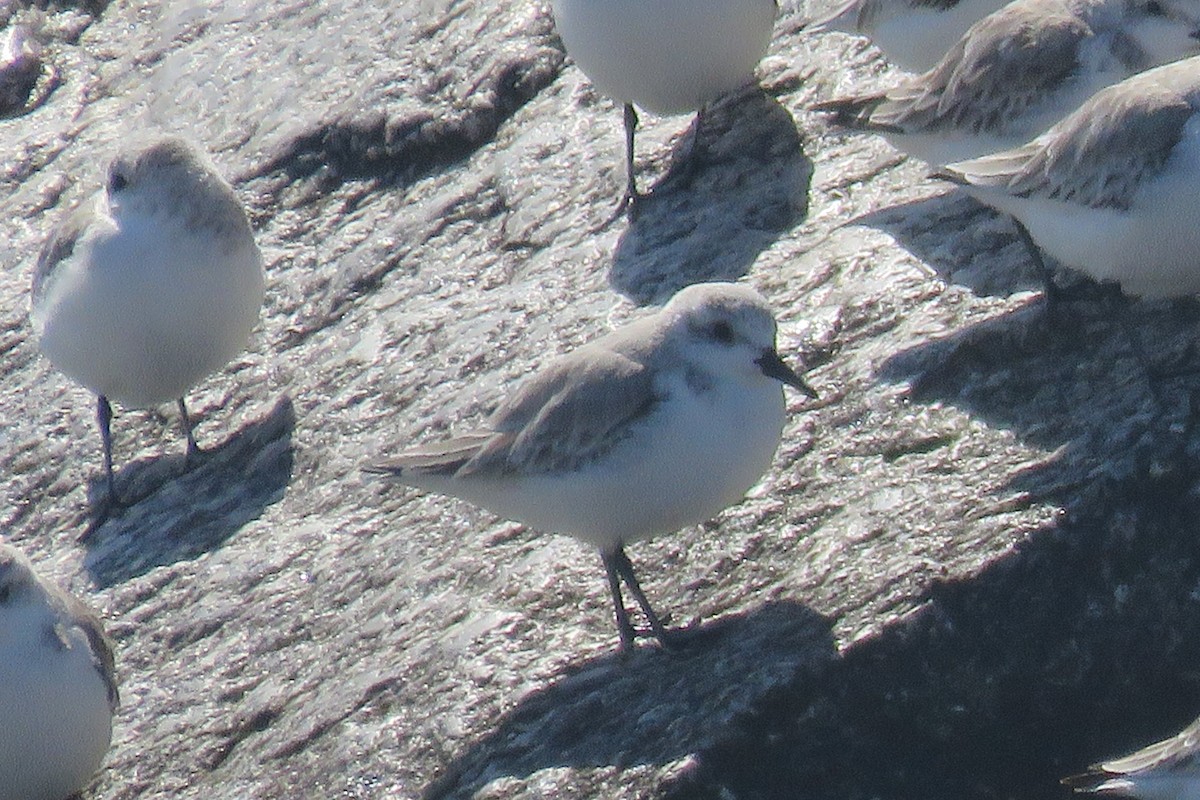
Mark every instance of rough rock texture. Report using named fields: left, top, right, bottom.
left=2, top=1, right=1200, bottom=798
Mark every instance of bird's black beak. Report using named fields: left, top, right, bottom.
left=757, top=348, right=818, bottom=399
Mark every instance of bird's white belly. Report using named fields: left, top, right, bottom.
left=0, top=615, right=113, bottom=800
left=978, top=123, right=1200, bottom=297
left=870, top=0, right=1009, bottom=72
left=552, top=0, right=776, bottom=114
left=438, top=380, right=788, bottom=551
left=34, top=218, right=264, bottom=407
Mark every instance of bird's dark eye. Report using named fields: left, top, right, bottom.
left=108, top=171, right=128, bottom=194
left=710, top=320, right=735, bottom=344
left=0, top=584, right=10, bottom=604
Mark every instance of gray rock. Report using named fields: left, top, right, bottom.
left=2, top=1, right=1198, bottom=799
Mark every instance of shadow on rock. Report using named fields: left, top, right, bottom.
left=850, top=190, right=1051, bottom=299
left=83, top=395, right=296, bottom=587
left=661, top=296, right=1200, bottom=799
left=879, top=296, right=1200, bottom=509
left=423, top=600, right=835, bottom=800
left=670, top=469, right=1200, bottom=799
left=609, top=88, right=812, bottom=306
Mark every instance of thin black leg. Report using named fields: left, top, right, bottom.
left=97, top=395, right=116, bottom=502
left=602, top=550, right=638, bottom=651
left=597, top=103, right=643, bottom=229
left=178, top=397, right=199, bottom=462
left=610, top=546, right=674, bottom=650
left=1011, top=216, right=1059, bottom=305
left=622, top=102, right=640, bottom=206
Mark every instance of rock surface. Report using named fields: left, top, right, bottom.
left=2, top=1, right=1200, bottom=799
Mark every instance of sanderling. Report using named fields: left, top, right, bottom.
left=31, top=136, right=265, bottom=508
left=365, top=282, right=817, bottom=651
left=814, top=0, right=1200, bottom=165
left=804, top=0, right=1008, bottom=72
left=1063, top=713, right=1200, bottom=798
left=933, top=55, right=1200, bottom=298
left=0, top=545, right=118, bottom=800
left=551, top=0, right=778, bottom=214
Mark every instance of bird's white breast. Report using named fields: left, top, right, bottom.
left=0, top=604, right=113, bottom=800
left=867, top=0, right=1009, bottom=72
left=422, top=370, right=788, bottom=552
left=552, top=0, right=776, bottom=115
left=968, top=114, right=1200, bottom=297
left=33, top=201, right=264, bottom=407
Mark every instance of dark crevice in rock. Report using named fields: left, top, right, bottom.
left=245, top=47, right=565, bottom=204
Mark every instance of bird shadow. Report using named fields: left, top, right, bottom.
left=672, top=483, right=1200, bottom=800
left=849, top=188, right=1063, bottom=299
left=638, top=284, right=1200, bottom=797
left=608, top=87, right=813, bottom=306
left=421, top=600, right=836, bottom=799
left=81, top=395, right=296, bottom=587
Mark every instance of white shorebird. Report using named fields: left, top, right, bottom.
left=813, top=0, right=1200, bottom=165
left=933, top=55, right=1200, bottom=298
left=804, top=0, right=1009, bottom=72
left=365, top=282, right=817, bottom=650
left=1063, top=713, right=1200, bottom=798
left=31, top=136, right=265, bottom=508
left=0, top=545, right=118, bottom=800
left=551, top=0, right=778, bottom=214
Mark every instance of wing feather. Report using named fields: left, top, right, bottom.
left=937, top=76, right=1194, bottom=210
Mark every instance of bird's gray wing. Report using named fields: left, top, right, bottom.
left=31, top=201, right=93, bottom=306
left=365, top=345, right=660, bottom=480
left=47, top=590, right=119, bottom=712
left=1098, top=715, right=1200, bottom=775
left=362, top=432, right=496, bottom=478
left=870, top=4, right=1087, bottom=134
left=462, top=344, right=659, bottom=476
left=936, top=77, right=1194, bottom=210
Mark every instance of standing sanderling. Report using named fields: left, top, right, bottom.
left=933, top=55, right=1200, bottom=298
left=1063, top=713, right=1200, bottom=798
left=804, top=0, right=1008, bottom=72
left=813, top=0, right=1200, bottom=165
left=551, top=0, right=778, bottom=215
left=0, top=545, right=118, bottom=800
left=365, top=282, right=817, bottom=651
left=31, top=136, right=265, bottom=509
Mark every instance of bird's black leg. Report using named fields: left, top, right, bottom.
left=610, top=546, right=675, bottom=650
left=1011, top=216, right=1061, bottom=306
left=598, top=103, right=644, bottom=229
left=97, top=395, right=117, bottom=503
left=602, top=549, right=638, bottom=651
left=668, top=103, right=709, bottom=191
left=177, top=397, right=200, bottom=463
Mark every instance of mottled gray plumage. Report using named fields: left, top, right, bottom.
left=31, top=203, right=91, bottom=309
left=1064, top=714, right=1200, bottom=795
left=367, top=317, right=667, bottom=479
left=935, top=71, right=1195, bottom=211
left=0, top=546, right=118, bottom=711
left=813, top=0, right=1200, bottom=165
left=817, top=2, right=1089, bottom=135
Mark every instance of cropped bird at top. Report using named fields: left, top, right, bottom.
left=934, top=55, right=1200, bottom=299
left=31, top=135, right=265, bottom=510
left=813, top=0, right=1200, bottom=165
left=0, top=544, right=118, bottom=800
left=1063, top=712, right=1200, bottom=799
left=551, top=0, right=778, bottom=216
left=804, top=0, right=1009, bottom=72
left=365, top=282, right=817, bottom=651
